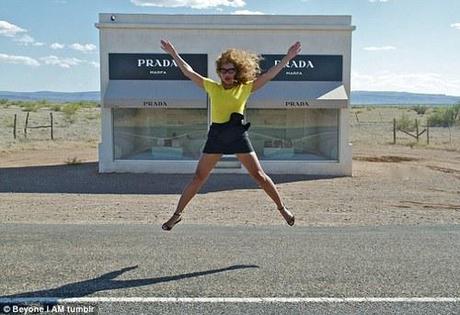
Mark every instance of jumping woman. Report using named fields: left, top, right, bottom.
left=160, top=39, right=301, bottom=231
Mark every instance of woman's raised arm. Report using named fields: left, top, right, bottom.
left=160, top=39, right=205, bottom=89
left=252, top=41, right=301, bottom=92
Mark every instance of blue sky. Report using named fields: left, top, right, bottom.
left=1, top=0, right=459, bottom=95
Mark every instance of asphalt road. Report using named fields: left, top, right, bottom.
left=1, top=223, right=459, bottom=314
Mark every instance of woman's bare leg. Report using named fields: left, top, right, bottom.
left=173, top=153, right=222, bottom=214
left=162, top=153, right=222, bottom=230
left=236, top=152, right=284, bottom=208
left=236, top=152, right=294, bottom=224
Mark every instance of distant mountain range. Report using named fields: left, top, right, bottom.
left=351, top=91, right=460, bottom=105
left=1, top=90, right=459, bottom=105
left=0, top=91, right=100, bottom=103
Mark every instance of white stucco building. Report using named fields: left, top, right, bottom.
left=95, top=14, right=356, bottom=175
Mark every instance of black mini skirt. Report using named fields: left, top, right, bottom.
left=202, top=113, right=255, bottom=154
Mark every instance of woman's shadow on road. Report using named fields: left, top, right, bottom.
left=0, top=264, right=259, bottom=311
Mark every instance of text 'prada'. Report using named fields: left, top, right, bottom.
left=285, top=101, right=310, bottom=107
left=144, top=101, right=168, bottom=107
left=275, top=60, right=314, bottom=69
left=138, top=59, right=178, bottom=68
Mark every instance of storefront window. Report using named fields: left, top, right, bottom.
left=113, top=108, right=207, bottom=160
left=246, top=109, right=339, bottom=160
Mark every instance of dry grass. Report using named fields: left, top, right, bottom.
left=1, top=104, right=460, bottom=226
left=65, top=156, right=83, bottom=165
left=353, top=155, right=419, bottom=163
left=350, top=106, right=460, bottom=150
left=0, top=104, right=100, bottom=156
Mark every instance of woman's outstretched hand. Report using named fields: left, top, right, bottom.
left=286, top=41, right=301, bottom=60
left=160, top=39, right=177, bottom=56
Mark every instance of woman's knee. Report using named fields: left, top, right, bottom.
left=251, top=170, right=267, bottom=184
left=192, top=171, right=209, bottom=184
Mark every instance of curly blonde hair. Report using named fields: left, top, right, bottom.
left=216, top=48, right=262, bottom=84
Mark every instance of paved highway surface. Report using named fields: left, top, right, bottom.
left=1, top=223, right=459, bottom=314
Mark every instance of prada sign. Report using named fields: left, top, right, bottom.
left=109, top=53, right=207, bottom=80
left=143, top=100, right=168, bottom=107
left=260, top=55, right=342, bottom=81
left=285, top=101, right=309, bottom=107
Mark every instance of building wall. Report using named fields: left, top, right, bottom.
left=96, top=14, right=355, bottom=175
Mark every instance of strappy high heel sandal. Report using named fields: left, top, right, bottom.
left=161, top=212, right=182, bottom=231
left=278, top=206, right=295, bottom=226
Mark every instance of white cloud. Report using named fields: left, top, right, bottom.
left=13, top=34, right=44, bottom=46
left=50, top=42, right=65, bottom=49
left=0, top=20, right=27, bottom=37
left=14, top=34, right=34, bottom=44
left=53, top=42, right=97, bottom=53
left=451, top=23, right=460, bottom=30
left=130, top=0, right=245, bottom=9
left=232, top=10, right=264, bottom=15
left=69, top=43, right=97, bottom=53
left=0, top=52, right=98, bottom=69
left=0, top=53, right=40, bottom=66
left=39, top=55, right=99, bottom=69
left=39, top=55, right=84, bottom=68
left=0, top=20, right=44, bottom=46
left=351, top=71, right=460, bottom=96
left=364, top=46, right=396, bottom=51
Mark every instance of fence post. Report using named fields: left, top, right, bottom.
left=50, top=112, right=54, bottom=140
left=448, top=124, right=452, bottom=146
left=13, top=114, right=17, bottom=139
left=24, top=112, right=29, bottom=138
left=393, top=118, right=396, bottom=144
left=426, top=118, right=430, bottom=145
left=415, top=119, right=419, bottom=142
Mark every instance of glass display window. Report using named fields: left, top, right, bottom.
left=113, top=108, right=208, bottom=160
left=245, top=108, right=339, bottom=160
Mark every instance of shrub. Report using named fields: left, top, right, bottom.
left=20, top=101, right=40, bottom=112
left=396, top=113, right=416, bottom=131
left=411, top=105, right=429, bottom=115
left=64, top=101, right=98, bottom=109
left=428, top=106, right=459, bottom=127
left=0, top=99, right=11, bottom=108
left=50, top=104, right=62, bottom=111
left=62, top=103, right=81, bottom=123
left=452, top=103, right=460, bottom=121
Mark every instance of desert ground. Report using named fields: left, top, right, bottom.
left=1, top=104, right=459, bottom=226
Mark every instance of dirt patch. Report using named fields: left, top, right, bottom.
left=395, top=201, right=460, bottom=211
left=426, top=165, right=460, bottom=175
left=1, top=105, right=460, bottom=227
left=353, top=155, right=419, bottom=163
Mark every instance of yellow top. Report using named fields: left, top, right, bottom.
left=203, top=77, right=254, bottom=123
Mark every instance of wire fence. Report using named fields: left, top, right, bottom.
left=2, top=107, right=459, bottom=152
left=350, top=108, right=460, bottom=150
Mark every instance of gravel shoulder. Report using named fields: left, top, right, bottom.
left=1, top=106, right=459, bottom=226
